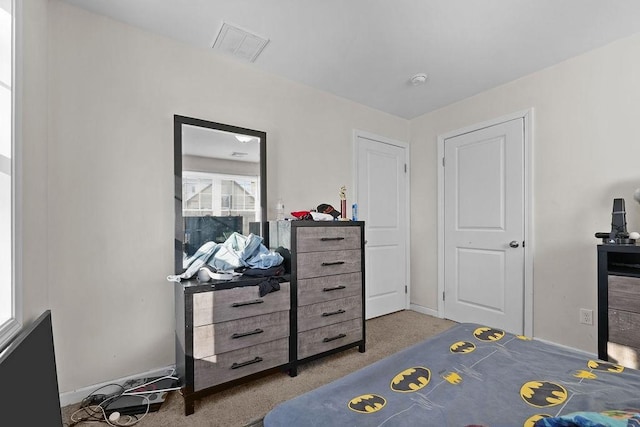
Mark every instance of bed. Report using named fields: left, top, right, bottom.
left=264, top=323, right=640, bottom=426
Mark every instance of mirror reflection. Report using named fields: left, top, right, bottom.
left=174, top=116, right=267, bottom=273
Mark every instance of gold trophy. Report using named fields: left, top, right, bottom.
left=339, top=185, right=348, bottom=221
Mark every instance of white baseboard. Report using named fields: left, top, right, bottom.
left=404, top=310, right=598, bottom=359
left=59, top=365, right=176, bottom=407
left=409, top=303, right=440, bottom=318
left=533, top=337, right=597, bottom=359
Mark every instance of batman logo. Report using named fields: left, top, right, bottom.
left=574, top=370, right=597, bottom=380
left=347, top=394, right=386, bottom=413
left=523, top=414, right=551, bottom=427
left=390, top=367, right=431, bottom=392
left=442, top=372, right=462, bottom=385
left=450, top=341, right=476, bottom=353
left=473, top=327, right=505, bottom=342
left=587, top=360, right=624, bottom=373
left=520, top=381, right=568, bottom=408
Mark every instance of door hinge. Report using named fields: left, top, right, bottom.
left=522, top=241, right=525, bottom=248
left=404, top=164, right=407, bottom=173
left=405, top=285, right=408, bottom=294
left=442, top=157, right=445, bottom=167
left=442, top=291, right=445, bottom=301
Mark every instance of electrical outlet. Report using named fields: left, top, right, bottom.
left=580, top=308, right=593, bottom=325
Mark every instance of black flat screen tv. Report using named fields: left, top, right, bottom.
left=0, top=310, right=63, bottom=426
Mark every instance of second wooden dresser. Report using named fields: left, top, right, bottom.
left=272, top=220, right=366, bottom=375
left=597, top=244, right=640, bottom=369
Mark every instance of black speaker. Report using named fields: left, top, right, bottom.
left=595, top=198, right=632, bottom=244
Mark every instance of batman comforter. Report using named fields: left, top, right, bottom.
left=263, top=323, right=640, bottom=427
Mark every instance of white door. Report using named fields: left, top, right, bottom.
left=355, top=132, right=408, bottom=319
left=443, top=118, right=525, bottom=334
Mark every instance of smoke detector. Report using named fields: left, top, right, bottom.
left=409, top=73, right=428, bottom=86
left=212, top=22, right=269, bottom=62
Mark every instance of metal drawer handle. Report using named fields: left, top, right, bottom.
left=231, top=328, right=264, bottom=339
left=321, top=261, right=345, bottom=267
left=230, top=357, right=263, bottom=370
left=322, top=309, right=346, bottom=317
left=323, top=285, right=346, bottom=292
left=320, top=237, right=345, bottom=241
left=323, top=333, right=347, bottom=343
left=231, top=299, right=264, bottom=307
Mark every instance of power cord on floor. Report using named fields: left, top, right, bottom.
left=69, top=403, right=143, bottom=427
left=67, top=370, right=181, bottom=426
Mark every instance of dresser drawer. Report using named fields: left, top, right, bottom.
left=193, top=282, right=290, bottom=327
left=297, top=318, right=362, bottom=360
left=193, top=337, right=289, bottom=391
left=193, top=310, right=289, bottom=358
left=609, top=309, right=640, bottom=349
left=298, top=272, right=362, bottom=306
left=296, top=226, right=361, bottom=253
left=607, top=341, right=640, bottom=370
left=297, top=250, right=361, bottom=280
left=608, top=276, right=640, bottom=313
left=297, top=295, right=362, bottom=332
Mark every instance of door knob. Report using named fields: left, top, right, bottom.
left=509, top=241, right=520, bottom=248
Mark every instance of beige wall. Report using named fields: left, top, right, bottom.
left=41, top=1, right=408, bottom=394
left=409, top=32, right=640, bottom=353
left=20, top=0, right=49, bottom=322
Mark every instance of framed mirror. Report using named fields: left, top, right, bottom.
left=174, top=115, right=267, bottom=274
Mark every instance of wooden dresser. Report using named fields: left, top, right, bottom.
left=175, top=277, right=291, bottom=415
left=272, top=221, right=366, bottom=375
left=173, top=221, right=365, bottom=414
left=597, top=244, right=640, bottom=369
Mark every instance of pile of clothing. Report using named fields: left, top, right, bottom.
left=167, top=232, right=285, bottom=296
left=291, top=203, right=342, bottom=221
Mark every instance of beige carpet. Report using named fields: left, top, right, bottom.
left=62, top=310, right=455, bottom=427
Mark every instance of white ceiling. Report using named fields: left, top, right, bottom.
left=61, top=0, right=640, bottom=119
left=182, top=125, right=260, bottom=162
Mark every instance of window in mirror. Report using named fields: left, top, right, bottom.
left=182, top=172, right=258, bottom=219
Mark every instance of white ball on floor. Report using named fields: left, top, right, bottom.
left=108, top=411, right=120, bottom=423
left=630, top=231, right=640, bottom=240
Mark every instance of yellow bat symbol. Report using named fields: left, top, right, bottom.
left=520, top=381, right=568, bottom=408
left=347, top=394, right=386, bottom=413
left=442, top=372, right=462, bottom=385
left=449, top=341, right=476, bottom=353
left=473, top=327, right=505, bottom=342
left=390, top=367, right=431, bottom=392
left=524, top=414, right=551, bottom=427
left=587, top=360, right=624, bottom=373
left=574, top=370, right=597, bottom=379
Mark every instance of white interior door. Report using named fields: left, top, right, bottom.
left=355, top=132, right=408, bottom=319
left=443, top=118, right=525, bottom=334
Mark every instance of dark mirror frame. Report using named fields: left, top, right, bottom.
left=174, top=115, right=267, bottom=274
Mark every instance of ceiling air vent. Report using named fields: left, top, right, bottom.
left=212, top=22, right=269, bottom=62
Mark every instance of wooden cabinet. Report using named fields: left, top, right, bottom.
left=174, top=221, right=366, bottom=415
left=278, top=221, right=366, bottom=375
left=597, top=244, right=640, bottom=369
left=175, top=278, right=291, bottom=415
